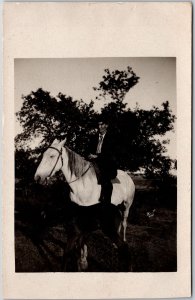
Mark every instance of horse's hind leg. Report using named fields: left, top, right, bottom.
left=117, top=201, right=128, bottom=242
left=122, top=202, right=131, bottom=242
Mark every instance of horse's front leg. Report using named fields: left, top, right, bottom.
left=77, top=244, right=88, bottom=272
left=62, top=235, right=82, bottom=272
left=62, top=221, right=81, bottom=272
left=117, top=222, right=122, bottom=235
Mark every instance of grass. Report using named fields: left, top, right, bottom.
left=15, top=179, right=177, bottom=272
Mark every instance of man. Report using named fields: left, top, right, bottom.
left=88, top=117, right=119, bottom=205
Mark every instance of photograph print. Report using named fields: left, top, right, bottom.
left=15, top=57, right=177, bottom=272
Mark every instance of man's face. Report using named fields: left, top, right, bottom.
left=98, top=122, right=108, bottom=134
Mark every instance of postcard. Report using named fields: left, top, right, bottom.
left=3, top=2, right=191, bottom=298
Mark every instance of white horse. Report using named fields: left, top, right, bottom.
left=34, top=139, right=135, bottom=242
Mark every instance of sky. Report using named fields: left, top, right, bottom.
left=15, top=57, right=176, bottom=159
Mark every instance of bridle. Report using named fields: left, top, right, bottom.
left=48, top=146, right=63, bottom=178
left=47, top=146, right=91, bottom=184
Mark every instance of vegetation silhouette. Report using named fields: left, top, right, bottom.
left=15, top=66, right=176, bottom=182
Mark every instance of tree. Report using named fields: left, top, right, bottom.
left=93, top=68, right=176, bottom=176
left=93, top=67, right=139, bottom=102
left=15, top=149, right=38, bottom=184
left=16, top=88, right=97, bottom=156
left=15, top=66, right=176, bottom=180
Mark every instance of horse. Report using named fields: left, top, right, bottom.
left=34, top=138, right=135, bottom=270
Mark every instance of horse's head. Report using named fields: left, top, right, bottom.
left=34, top=138, right=66, bottom=184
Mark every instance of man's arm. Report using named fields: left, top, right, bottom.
left=85, top=134, right=98, bottom=159
left=88, top=153, right=98, bottom=159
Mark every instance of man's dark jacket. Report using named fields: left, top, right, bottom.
left=87, top=130, right=120, bottom=180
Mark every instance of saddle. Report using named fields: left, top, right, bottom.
left=92, top=162, right=120, bottom=184
left=111, top=177, right=120, bottom=184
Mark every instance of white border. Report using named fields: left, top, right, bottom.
left=3, top=2, right=192, bottom=299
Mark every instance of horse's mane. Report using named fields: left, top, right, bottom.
left=65, top=147, right=91, bottom=178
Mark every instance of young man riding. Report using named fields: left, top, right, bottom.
left=88, top=116, right=119, bottom=205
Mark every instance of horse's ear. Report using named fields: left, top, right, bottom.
left=52, top=139, right=59, bottom=145
left=60, top=138, right=67, bottom=147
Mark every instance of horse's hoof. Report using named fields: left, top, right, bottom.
left=78, top=261, right=88, bottom=271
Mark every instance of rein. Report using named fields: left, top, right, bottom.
left=48, top=146, right=91, bottom=184
left=66, top=164, right=91, bottom=184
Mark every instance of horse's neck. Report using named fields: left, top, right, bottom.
left=61, top=147, right=100, bottom=205
left=61, top=146, right=89, bottom=184
left=61, top=147, right=74, bottom=182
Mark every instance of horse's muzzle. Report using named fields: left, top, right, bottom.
left=34, top=174, right=49, bottom=185
left=34, top=174, right=41, bottom=183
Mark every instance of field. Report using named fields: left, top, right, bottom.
left=15, top=175, right=177, bottom=272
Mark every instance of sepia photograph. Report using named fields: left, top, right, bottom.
left=3, top=3, right=191, bottom=298
left=14, top=57, right=177, bottom=272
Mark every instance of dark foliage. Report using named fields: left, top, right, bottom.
left=93, top=67, right=140, bottom=101
left=15, top=66, right=176, bottom=182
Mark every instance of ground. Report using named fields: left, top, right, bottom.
left=15, top=176, right=177, bottom=272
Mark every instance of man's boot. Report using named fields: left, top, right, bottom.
left=99, top=181, right=113, bottom=205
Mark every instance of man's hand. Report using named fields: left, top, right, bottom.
left=88, top=154, right=98, bottom=160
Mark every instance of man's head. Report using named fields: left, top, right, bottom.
left=98, top=121, right=108, bottom=134
left=97, top=115, right=109, bottom=134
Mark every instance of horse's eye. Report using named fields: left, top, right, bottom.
left=50, top=155, right=54, bottom=158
